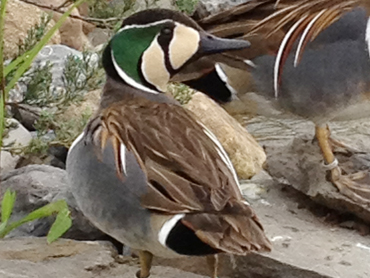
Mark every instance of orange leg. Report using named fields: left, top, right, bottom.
left=206, top=254, right=219, bottom=278
left=315, top=125, right=370, bottom=205
left=136, top=251, right=153, bottom=278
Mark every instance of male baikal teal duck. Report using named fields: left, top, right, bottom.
left=181, top=0, right=370, bottom=206
left=66, top=9, right=271, bottom=278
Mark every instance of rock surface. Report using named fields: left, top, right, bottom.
left=1, top=119, right=32, bottom=173
left=1, top=177, right=370, bottom=278
left=194, top=0, right=249, bottom=18
left=56, top=89, right=101, bottom=125
left=156, top=172, right=370, bottom=278
left=0, top=237, right=208, bottom=278
left=241, top=116, right=370, bottom=223
left=33, top=44, right=99, bottom=87
left=4, top=0, right=61, bottom=59
left=1, top=165, right=104, bottom=240
left=109, top=0, right=176, bottom=12
left=9, top=44, right=99, bottom=104
left=25, top=0, right=95, bottom=50
left=185, top=92, right=266, bottom=179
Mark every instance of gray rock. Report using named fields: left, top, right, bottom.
left=1, top=165, right=104, bottom=240
left=1, top=119, right=32, bottom=173
left=32, top=44, right=99, bottom=88
left=195, top=0, right=249, bottom=17
left=0, top=237, right=208, bottom=278
left=245, top=181, right=370, bottom=278
left=109, top=0, right=175, bottom=11
left=243, top=116, right=370, bottom=223
left=154, top=179, right=370, bottom=278
left=2, top=166, right=370, bottom=277
left=8, top=45, right=99, bottom=102
left=88, top=28, right=112, bottom=48
left=9, top=103, right=42, bottom=131
left=0, top=151, right=19, bottom=174
left=3, top=118, right=32, bottom=147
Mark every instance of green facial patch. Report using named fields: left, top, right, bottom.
left=110, top=25, right=164, bottom=84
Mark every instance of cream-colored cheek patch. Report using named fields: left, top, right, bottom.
left=141, top=37, right=170, bottom=92
left=169, top=24, right=200, bottom=70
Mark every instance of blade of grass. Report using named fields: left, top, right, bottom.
left=4, top=48, right=34, bottom=77
left=0, top=0, right=8, bottom=149
left=1, top=189, right=16, bottom=223
left=5, top=0, right=86, bottom=97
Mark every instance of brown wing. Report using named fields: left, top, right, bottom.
left=99, top=97, right=242, bottom=213
left=97, top=97, right=271, bottom=253
left=190, top=0, right=369, bottom=72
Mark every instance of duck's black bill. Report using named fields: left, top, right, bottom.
left=198, top=33, right=250, bottom=55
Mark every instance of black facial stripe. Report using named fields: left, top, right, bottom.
left=157, top=24, right=176, bottom=74
left=161, top=41, right=176, bottom=75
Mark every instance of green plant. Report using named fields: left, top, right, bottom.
left=20, top=51, right=103, bottom=109
left=87, top=0, right=135, bottom=28
left=0, top=0, right=87, bottom=148
left=8, top=107, right=93, bottom=157
left=62, top=51, right=104, bottom=102
left=175, top=0, right=199, bottom=14
left=0, top=0, right=87, bottom=243
left=167, top=83, right=194, bottom=105
left=18, top=13, right=53, bottom=57
left=22, top=61, right=57, bottom=107
left=5, top=14, right=53, bottom=85
left=0, top=189, right=72, bottom=243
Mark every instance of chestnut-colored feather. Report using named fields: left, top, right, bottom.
left=189, top=0, right=370, bottom=89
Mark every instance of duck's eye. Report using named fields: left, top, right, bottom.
left=161, top=27, right=172, bottom=36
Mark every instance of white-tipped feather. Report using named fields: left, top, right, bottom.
left=68, top=132, right=84, bottom=155
left=366, top=18, right=370, bottom=58
left=158, top=214, right=185, bottom=246
left=274, top=16, right=308, bottom=98
left=294, top=10, right=327, bottom=67
left=120, top=144, right=127, bottom=176
left=215, top=63, right=238, bottom=96
left=201, top=125, right=240, bottom=191
left=244, top=59, right=257, bottom=68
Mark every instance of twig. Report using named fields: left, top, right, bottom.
left=20, top=0, right=121, bottom=28
left=56, top=0, right=72, bottom=10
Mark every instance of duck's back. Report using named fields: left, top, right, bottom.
left=252, top=8, right=370, bottom=123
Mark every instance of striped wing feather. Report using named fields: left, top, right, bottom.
left=192, top=0, right=369, bottom=79
left=96, top=97, right=271, bottom=253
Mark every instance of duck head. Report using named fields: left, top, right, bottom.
left=102, top=9, right=250, bottom=94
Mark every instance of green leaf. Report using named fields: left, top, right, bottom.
left=47, top=207, right=72, bottom=243
left=5, top=0, right=87, bottom=96
left=18, top=199, right=68, bottom=223
left=1, top=189, right=16, bottom=223
left=0, top=199, right=70, bottom=238
left=4, top=47, right=33, bottom=77
left=0, top=221, right=7, bottom=236
left=0, top=0, right=9, bottom=149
